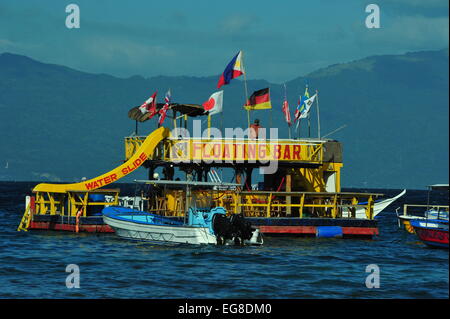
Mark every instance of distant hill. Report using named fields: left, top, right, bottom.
left=285, top=49, right=449, bottom=188
left=0, top=49, right=448, bottom=188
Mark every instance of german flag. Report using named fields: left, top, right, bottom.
left=244, top=88, right=272, bottom=110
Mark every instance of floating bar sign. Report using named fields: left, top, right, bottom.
left=169, top=140, right=323, bottom=162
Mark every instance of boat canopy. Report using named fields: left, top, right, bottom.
left=128, top=103, right=206, bottom=122
left=134, top=179, right=241, bottom=188
left=428, top=184, right=449, bottom=190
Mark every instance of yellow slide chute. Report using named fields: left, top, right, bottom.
left=32, top=127, right=170, bottom=193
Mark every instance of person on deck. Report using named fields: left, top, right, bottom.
left=249, top=119, right=262, bottom=139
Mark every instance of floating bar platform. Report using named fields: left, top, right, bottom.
left=249, top=217, right=378, bottom=238
left=18, top=122, right=386, bottom=240
left=27, top=214, right=378, bottom=239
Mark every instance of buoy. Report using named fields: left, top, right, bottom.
left=316, top=226, right=343, bottom=238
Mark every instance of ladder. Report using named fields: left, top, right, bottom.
left=17, top=202, right=32, bottom=232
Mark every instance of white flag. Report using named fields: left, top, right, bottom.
left=298, top=94, right=317, bottom=119
left=202, top=90, right=223, bottom=116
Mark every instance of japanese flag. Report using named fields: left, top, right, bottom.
left=202, top=90, right=223, bottom=116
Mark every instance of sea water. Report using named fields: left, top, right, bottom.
left=0, top=182, right=448, bottom=298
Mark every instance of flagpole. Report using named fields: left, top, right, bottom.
left=305, top=83, right=311, bottom=138
left=220, top=109, right=224, bottom=138
left=283, top=83, right=291, bottom=139
left=241, top=51, right=250, bottom=128
left=308, top=114, right=311, bottom=138
left=296, top=94, right=301, bottom=140
left=316, top=89, right=321, bottom=139
left=173, top=108, right=177, bottom=130
left=270, top=108, right=273, bottom=132
left=207, top=115, right=211, bottom=138
left=296, top=86, right=300, bottom=140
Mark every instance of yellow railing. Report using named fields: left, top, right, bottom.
left=33, top=190, right=120, bottom=217
left=233, top=191, right=380, bottom=219
left=148, top=190, right=382, bottom=219
left=35, top=192, right=66, bottom=215
left=402, top=204, right=449, bottom=217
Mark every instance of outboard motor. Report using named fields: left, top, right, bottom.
left=229, top=214, right=255, bottom=245
left=212, top=213, right=259, bottom=245
left=212, top=213, right=233, bottom=245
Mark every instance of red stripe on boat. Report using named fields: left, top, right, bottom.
left=415, top=228, right=449, bottom=245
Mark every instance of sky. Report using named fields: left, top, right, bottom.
left=0, top=0, right=448, bottom=83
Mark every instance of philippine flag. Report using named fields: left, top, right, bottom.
left=202, top=91, right=223, bottom=115
left=217, top=51, right=244, bottom=89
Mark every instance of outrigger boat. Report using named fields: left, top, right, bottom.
left=351, top=189, right=406, bottom=219
left=102, top=180, right=263, bottom=246
left=410, top=219, right=448, bottom=249
left=397, top=184, right=449, bottom=234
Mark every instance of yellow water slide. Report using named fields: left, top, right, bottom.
left=32, top=127, right=170, bottom=193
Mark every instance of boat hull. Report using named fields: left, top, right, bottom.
left=398, top=215, right=449, bottom=234
left=411, top=221, right=449, bottom=249
left=353, top=190, right=406, bottom=219
left=103, top=214, right=217, bottom=245
left=102, top=207, right=263, bottom=246
left=398, top=215, right=423, bottom=234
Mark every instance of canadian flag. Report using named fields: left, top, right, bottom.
left=139, top=91, right=157, bottom=117
left=202, top=90, right=223, bottom=116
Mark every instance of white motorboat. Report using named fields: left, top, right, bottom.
left=103, top=206, right=263, bottom=245
left=102, top=179, right=263, bottom=246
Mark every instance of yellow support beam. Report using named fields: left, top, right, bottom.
left=299, top=193, right=305, bottom=218
left=331, top=193, right=338, bottom=218
left=366, top=196, right=374, bottom=219
left=266, top=193, right=272, bottom=218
